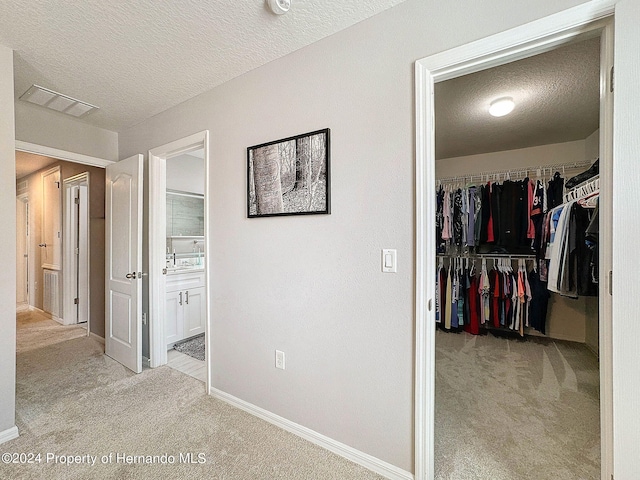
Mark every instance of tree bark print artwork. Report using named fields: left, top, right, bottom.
left=248, top=129, right=330, bottom=217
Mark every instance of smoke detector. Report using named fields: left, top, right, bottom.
left=267, top=0, right=291, bottom=15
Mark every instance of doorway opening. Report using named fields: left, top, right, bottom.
left=63, top=173, right=90, bottom=332
left=15, top=149, right=108, bottom=339
left=165, top=152, right=206, bottom=383
left=415, top=6, right=614, bottom=480
left=148, top=131, right=210, bottom=390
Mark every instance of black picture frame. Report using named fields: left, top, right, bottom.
left=247, top=128, right=331, bottom=218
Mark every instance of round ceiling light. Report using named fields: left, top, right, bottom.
left=267, top=0, right=291, bottom=15
left=489, top=97, right=515, bottom=117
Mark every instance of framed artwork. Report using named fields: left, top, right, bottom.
left=247, top=128, right=330, bottom=218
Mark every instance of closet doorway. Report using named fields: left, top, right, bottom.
left=415, top=7, right=614, bottom=480
left=63, top=173, right=90, bottom=330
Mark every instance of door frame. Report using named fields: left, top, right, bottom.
left=62, top=172, right=90, bottom=331
left=148, top=131, right=210, bottom=387
left=414, top=2, right=615, bottom=479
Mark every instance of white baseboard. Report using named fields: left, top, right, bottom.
left=209, top=387, right=413, bottom=480
left=16, top=303, right=29, bottom=312
left=0, top=426, right=19, bottom=445
left=90, top=332, right=105, bottom=345
left=28, top=306, right=50, bottom=317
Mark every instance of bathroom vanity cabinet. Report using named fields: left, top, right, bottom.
left=165, top=269, right=205, bottom=345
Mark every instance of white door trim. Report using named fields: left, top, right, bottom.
left=15, top=141, right=115, bottom=168
left=414, top=2, right=616, bottom=479
left=148, top=131, right=210, bottom=389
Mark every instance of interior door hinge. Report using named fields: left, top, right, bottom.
left=74, top=298, right=79, bottom=305
left=610, top=66, right=614, bottom=93
left=609, top=270, right=613, bottom=296
left=74, top=197, right=80, bottom=204
left=75, top=247, right=79, bottom=255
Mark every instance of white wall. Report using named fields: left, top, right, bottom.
left=119, top=0, right=598, bottom=471
left=584, top=128, right=599, bottom=161
left=437, top=139, right=588, bottom=177
left=0, top=44, right=17, bottom=437
left=612, top=1, right=640, bottom=477
left=14, top=101, right=118, bottom=161
left=166, top=153, right=204, bottom=195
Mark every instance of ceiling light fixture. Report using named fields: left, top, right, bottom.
left=489, top=97, right=515, bottom=117
left=19, top=84, right=99, bottom=118
left=267, top=0, right=291, bottom=15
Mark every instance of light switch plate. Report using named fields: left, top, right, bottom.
left=382, top=249, right=397, bottom=273
left=275, top=350, right=285, bottom=370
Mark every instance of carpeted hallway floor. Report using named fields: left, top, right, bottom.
left=2, top=310, right=601, bottom=479
left=435, top=330, right=600, bottom=480
left=3, top=310, right=384, bottom=480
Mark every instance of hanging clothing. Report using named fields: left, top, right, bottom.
left=445, top=265, right=453, bottom=330
left=464, top=270, right=481, bottom=335
left=453, top=189, right=463, bottom=247
left=547, top=172, right=565, bottom=210
left=442, top=187, right=452, bottom=242
left=529, top=268, right=550, bottom=334
left=467, top=187, right=477, bottom=248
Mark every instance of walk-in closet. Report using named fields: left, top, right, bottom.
left=433, top=35, right=603, bottom=479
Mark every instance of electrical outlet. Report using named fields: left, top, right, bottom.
left=275, top=350, right=285, bottom=370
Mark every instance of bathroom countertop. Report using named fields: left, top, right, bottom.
left=166, top=265, right=205, bottom=275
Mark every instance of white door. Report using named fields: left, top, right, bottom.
left=105, top=154, right=143, bottom=373
left=16, top=197, right=28, bottom=304
left=77, top=183, right=89, bottom=324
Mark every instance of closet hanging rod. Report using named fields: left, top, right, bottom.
left=436, top=253, right=536, bottom=260
left=436, top=158, right=595, bottom=185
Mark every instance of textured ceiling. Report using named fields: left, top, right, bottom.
left=435, top=37, right=600, bottom=160
left=0, top=0, right=407, bottom=132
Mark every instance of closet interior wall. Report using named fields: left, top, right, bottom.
left=435, top=130, right=599, bottom=353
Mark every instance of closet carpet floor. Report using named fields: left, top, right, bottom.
left=435, top=329, right=600, bottom=480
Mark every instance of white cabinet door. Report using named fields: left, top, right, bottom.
left=184, top=286, right=205, bottom=338
left=165, top=290, right=183, bottom=345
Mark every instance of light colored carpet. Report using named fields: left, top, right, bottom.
left=435, top=330, right=600, bottom=480
left=4, top=310, right=384, bottom=480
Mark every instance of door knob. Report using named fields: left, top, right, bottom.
left=125, top=272, right=137, bottom=279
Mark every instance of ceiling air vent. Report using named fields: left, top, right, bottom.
left=19, top=85, right=98, bottom=118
